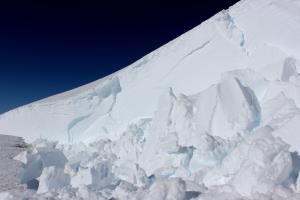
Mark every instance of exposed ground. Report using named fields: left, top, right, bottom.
left=0, top=135, right=27, bottom=192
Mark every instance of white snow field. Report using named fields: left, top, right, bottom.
left=1, top=0, right=300, bottom=199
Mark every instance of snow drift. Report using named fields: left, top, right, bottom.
left=1, top=0, right=300, bottom=199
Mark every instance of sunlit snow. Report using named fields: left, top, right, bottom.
left=1, top=0, right=300, bottom=199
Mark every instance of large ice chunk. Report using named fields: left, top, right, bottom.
left=37, top=166, right=70, bottom=194
left=281, top=57, right=299, bottom=82
left=272, top=115, right=300, bottom=152
left=203, top=126, right=292, bottom=197
left=143, top=178, right=186, bottom=200
left=19, top=146, right=67, bottom=185
left=217, top=77, right=260, bottom=132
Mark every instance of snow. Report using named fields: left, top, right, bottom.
left=0, top=135, right=26, bottom=193
left=1, top=0, right=300, bottom=199
left=1, top=0, right=299, bottom=144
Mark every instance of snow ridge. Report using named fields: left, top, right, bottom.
left=1, top=0, right=300, bottom=199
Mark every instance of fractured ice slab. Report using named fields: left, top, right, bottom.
left=12, top=66, right=300, bottom=199
left=217, top=77, right=260, bottom=132
left=281, top=57, right=299, bottom=82
left=37, top=166, right=70, bottom=194
left=2, top=0, right=300, bottom=198
left=17, top=141, right=68, bottom=191
left=138, top=75, right=262, bottom=180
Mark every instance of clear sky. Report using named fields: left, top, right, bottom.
left=0, top=0, right=239, bottom=114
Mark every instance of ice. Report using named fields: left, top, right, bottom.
left=217, top=77, right=260, bottom=132
left=143, top=178, right=186, bottom=200
left=297, top=173, right=300, bottom=193
left=281, top=57, right=299, bottom=82
left=272, top=115, right=300, bottom=152
left=229, top=128, right=292, bottom=197
left=37, top=166, right=70, bottom=194
left=221, top=69, right=269, bottom=101
left=260, top=93, right=299, bottom=129
left=1, top=0, right=300, bottom=144
left=214, top=10, right=248, bottom=54
left=259, top=57, right=300, bottom=82
left=4, top=69, right=300, bottom=199
left=18, top=141, right=68, bottom=190
left=1, top=0, right=300, bottom=199
left=5, top=68, right=300, bottom=198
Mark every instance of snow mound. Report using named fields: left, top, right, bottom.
left=1, top=0, right=300, bottom=199
left=5, top=66, right=300, bottom=199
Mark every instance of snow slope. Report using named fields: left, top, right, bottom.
left=1, top=0, right=300, bottom=144
left=1, top=0, right=300, bottom=199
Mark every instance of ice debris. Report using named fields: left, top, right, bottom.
left=7, top=67, right=300, bottom=199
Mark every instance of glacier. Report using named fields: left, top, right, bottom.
left=1, top=0, right=300, bottom=199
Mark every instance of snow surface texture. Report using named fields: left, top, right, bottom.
left=1, top=0, right=300, bottom=199
left=0, top=135, right=27, bottom=193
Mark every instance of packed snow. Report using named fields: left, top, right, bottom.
left=1, top=0, right=300, bottom=199
left=0, top=135, right=27, bottom=195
